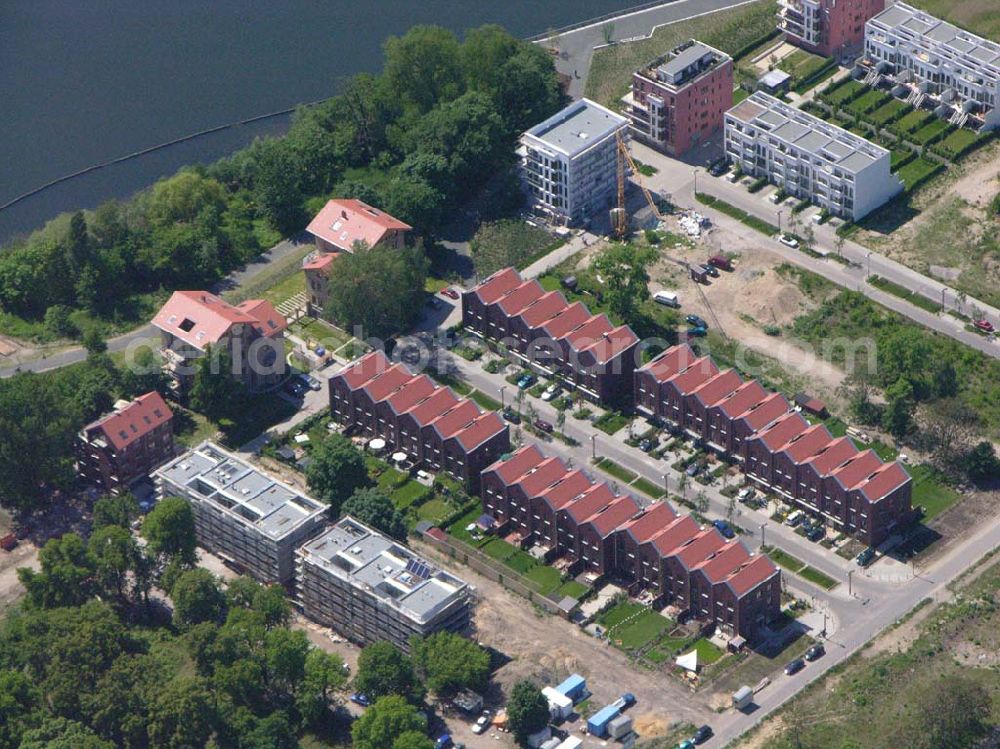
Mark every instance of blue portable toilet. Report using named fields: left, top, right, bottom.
left=555, top=674, right=586, bottom=702
left=587, top=705, right=620, bottom=738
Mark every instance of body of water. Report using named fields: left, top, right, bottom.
left=0, top=0, right=634, bottom=244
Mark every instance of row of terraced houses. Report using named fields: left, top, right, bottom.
left=636, top=344, right=912, bottom=546
left=482, top=445, right=780, bottom=640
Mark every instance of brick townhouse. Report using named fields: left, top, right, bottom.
left=328, top=350, right=509, bottom=491
left=480, top=445, right=780, bottom=640
left=151, top=291, right=286, bottom=395
left=462, top=267, right=639, bottom=404
left=635, top=344, right=911, bottom=546
left=76, top=391, right=175, bottom=493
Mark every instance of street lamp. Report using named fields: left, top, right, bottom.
left=693, top=167, right=700, bottom=194
left=591, top=433, right=597, bottom=460
left=847, top=569, right=854, bottom=596
left=866, top=251, right=872, bottom=279
left=663, top=474, right=669, bottom=496
left=776, top=210, right=783, bottom=236
left=760, top=521, right=768, bottom=550
left=499, top=385, right=507, bottom=410
left=940, top=287, right=946, bottom=312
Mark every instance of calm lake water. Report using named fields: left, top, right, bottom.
left=0, top=0, right=633, bottom=243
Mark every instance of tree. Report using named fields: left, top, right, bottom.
left=0, top=669, right=41, bottom=749
left=410, top=632, right=491, bottom=695
left=931, top=359, right=958, bottom=398
left=263, top=627, right=310, bottom=698
left=507, top=680, right=549, bottom=744
left=44, top=304, right=78, bottom=339
left=19, top=716, right=114, bottom=749
left=592, top=243, right=654, bottom=322
left=882, top=377, right=915, bottom=438
left=18, top=532, right=96, bottom=609
left=384, top=26, right=465, bottom=112
left=170, top=568, right=227, bottom=627
left=839, top=371, right=882, bottom=426
left=146, top=677, right=217, bottom=749
left=306, top=433, right=371, bottom=516
left=250, top=138, right=304, bottom=233
left=351, top=695, right=427, bottom=749
left=962, top=441, right=1000, bottom=484
left=342, top=487, right=407, bottom=540
left=298, top=648, right=348, bottom=727
left=142, top=496, right=197, bottom=564
left=89, top=524, right=140, bottom=600
left=354, top=641, right=424, bottom=702
left=93, top=492, right=139, bottom=529
left=189, top=345, right=240, bottom=419
left=394, top=731, right=436, bottom=749
left=225, top=576, right=291, bottom=629
left=324, top=244, right=429, bottom=340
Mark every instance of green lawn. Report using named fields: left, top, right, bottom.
left=692, top=637, right=725, bottom=665
left=895, top=157, right=943, bottom=192
left=631, top=476, right=666, bottom=499
left=593, top=411, right=629, bottom=435
left=908, top=119, right=952, bottom=146
left=376, top=466, right=408, bottom=491
left=933, top=128, right=985, bottom=160
left=524, top=565, right=563, bottom=595
left=391, top=480, right=433, bottom=510
left=416, top=498, right=455, bottom=524
left=844, top=88, right=888, bottom=116
left=868, top=99, right=910, bottom=127
left=595, top=457, right=638, bottom=484
left=469, top=389, right=502, bottom=412
left=799, top=566, right=838, bottom=590
left=555, top=580, right=590, bottom=600
left=763, top=546, right=805, bottom=573
left=611, top=609, right=674, bottom=650
left=821, top=79, right=866, bottom=106
left=909, top=464, right=961, bottom=521
left=215, top=392, right=299, bottom=449
left=893, top=108, right=933, bottom=134
left=446, top=506, right=487, bottom=545
left=598, top=601, right=646, bottom=628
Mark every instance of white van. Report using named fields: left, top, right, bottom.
left=653, top=290, right=680, bottom=308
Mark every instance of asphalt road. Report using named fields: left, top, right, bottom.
left=0, top=235, right=310, bottom=378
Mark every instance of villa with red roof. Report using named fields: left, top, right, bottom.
left=635, top=344, right=912, bottom=546
left=479, top=449, right=781, bottom=639
left=151, top=291, right=287, bottom=394
left=462, top=268, right=640, bottom=403
left=76, top=391, right=175, bottom=493
left=303, top=199, right=411, bottom=314
left=328, top=351, right=508, bottom=490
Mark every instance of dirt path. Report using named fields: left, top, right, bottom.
left=0, top=542, right=38, bottom=612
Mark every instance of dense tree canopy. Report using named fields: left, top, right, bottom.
left=141, top=497, right=198, bottom=564
left=306, top=432, right=371, bottom=515
left=507, top=680, right=550, bottom=744
left=354, top=641, right=424, bottom=703
left=351, top=695, right=427, bottom=749
left=410, top=631, right=491, bottom=695
left=342, top=488, right=408, bottom=540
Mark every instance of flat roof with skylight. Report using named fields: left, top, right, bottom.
left=524, top=98, right=628, bottom=158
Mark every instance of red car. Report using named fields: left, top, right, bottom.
left=440, top=288, right=460, bottom=300
left=973, top=319, right=995, bottom=333
left=534, top=419, right=553, bottom=433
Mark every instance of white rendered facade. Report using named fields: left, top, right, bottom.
left=519, top=98, right=629, bottom=225
left=725, top=92, right=902, bottom=220
left=860, top=3, right=1000, bottom=131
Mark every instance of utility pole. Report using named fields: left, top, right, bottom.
left=663, top=474, right=669, bottom=496
left=693, top=167, right=700, bottom=194
left=777, top=210, right=783, bottom=235
left=760, top=522, right=767, bottom=550
left=848, top=569, right=854, bottom=596
left=822, top=611, right=827, bottom=638
left=940, top=287, right=946, bottom=312
left=866, top=251, right=872, bottom=278
left=499, top=385, right=506, bottom=410
left=591, top=433, right=597, bottom=460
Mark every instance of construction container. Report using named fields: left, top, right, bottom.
left=608, top=714, right=634, bottom=739
left=554, top=674, right=586, bottom=702
left=587, top=705, right=621, bottom=737
left=732, top=685, right=754, bottom=711
left=555, top=737, right=583, bottom=749
left=542, top=686, right=573, bottom=720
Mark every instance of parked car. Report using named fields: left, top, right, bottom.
left=639, top=438, right=655, bottom=453
left=541, top=383, right=561, bottom=401
left=784, top=658, right=805, bottom=676
left=302, top=374, right=322, bottom=391
left=472, top=712, right=491, bottom=735
left=779, top=234, right=799, bottom=249
left=440, top=288, right=460, bottom=300
left=737, top=487, right=756, bottom=503
left=707, top=255, right=733, bottom=271
left=686, top=326, right=708, bottom=338
left=712, top=519, right=735, bottom=539
left=806, top=525, right=825, bottom=542
left=516, top=374, right=535, bottom=389
left=685, top=462, right=702, bottom=477
left=693, top=725, right=714, bottom=744
left=726, top=171, right=741, bottom=183
left=435, top=734, right=453, bottom=749
left=974, top=319, right=995, bottom=333
left=677, top=741, right=696, bottom=749
left=534, top=418, right=553, bottom=433
left=708, top=161, right=727, bottom=177
left=502, top=408, right=521, bottom=424
left=685, top=314, right=707, bottom=328
left=700, top=263, right=719, bottom=278
left=805, top=643, right=826, bottom=661
left=350, top=693, right=371, bottom=707
left=856, top=547, right=877, bottom=567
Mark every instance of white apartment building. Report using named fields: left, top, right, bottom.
left=154, top=441, right=328, bottom=584
left=724, top=92, right=902, bottom=220
left=296, top=517, right=471, bottom=650
left=858, top=3, right=1000, bottom=131
left=519, top=98, right=629, bottom=226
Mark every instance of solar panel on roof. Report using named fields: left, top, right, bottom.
left=405, top=558, right=432, bottom=580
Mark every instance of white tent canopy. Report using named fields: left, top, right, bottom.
left=368, top=438, right=386, bottom=451
left=676, top=650, right=698, bottom=672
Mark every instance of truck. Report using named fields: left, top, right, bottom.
left=587, top=705, right=621, bottom=737
left=732, top=685, right=754, bottom=711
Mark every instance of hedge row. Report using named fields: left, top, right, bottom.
left=695, top=193, right=778, bottom=236
left=791, top=56, right=838, bottom=95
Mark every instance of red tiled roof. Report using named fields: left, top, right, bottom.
left=428, top=400, right=480, bottom=439
left=539, top=470, right=594, bottom=511
left=620, top=502, right=677, bottom=544
left=640, top=344, right=698, bottom=383
left=539, top=302, right=591, bottom=339
left=88, top=391, right=173, bottom=451
left=306, top=199, right=410, bottom=252
left=496, top=280, right=545, bottom=316
left=715, top=380, right=768, bottom=418
left=303, top=253, right=337, bottom=272
left=235, top=299, right=288, bottom=337
left=829, top=450, right=883, bottom=490
left=690, top=369, right=743, bottom=407
left=579, top=326, right=640, bottom=365
left=803, top=436, right=859, bottom=476
left=667, top=356, right=720, bottom=395
left=469, top=268, right=523, bottom=305
left=725, top=555, right=779, bottom=596
left=778, top=423, right=834, bottom=464
left=407, top=388, right=461, bottom=427
left=153, top=291, right=273, bottom=350
left=735, top=392, right=790, bottom=433
left=650, top=515, right=700, bottom=555
left=693, top=541, right=750, bottom=583
left=454, top=411, right=507, bottom=452
left=561, top=314, right=613, bottom=349
left=583, top=495, right=640, bottom=537
left=362, top=364, right=413, bottom=402
left=753, top=412, right=809, bottom=451
left=519, top=291, right=569, bottom=329
left=675, top=528, right=727, bottom=569
left=562, top=483, right=618, bottom=522
left=386, top=375, right=437, bottom=415
left=857, top=461, right=910, bottom=503
left=486, top=445, right=545, bottom=484
left=518, top=457, right=572, bottom=497
left=338, top=350, right=390, bottom=390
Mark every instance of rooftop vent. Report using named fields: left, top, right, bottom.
left=179, top=318, right=196, bottom=332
